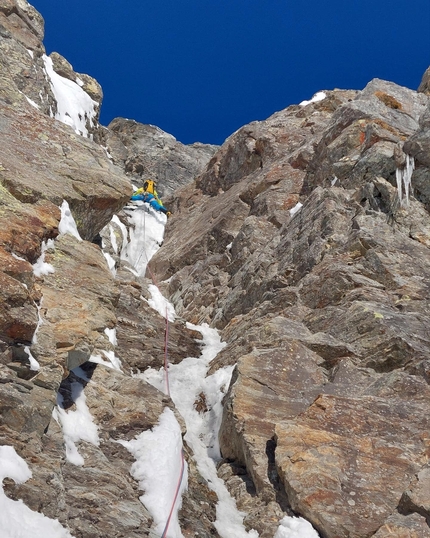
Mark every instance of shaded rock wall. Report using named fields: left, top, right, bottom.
left=103, top=118, right=218, bottom=198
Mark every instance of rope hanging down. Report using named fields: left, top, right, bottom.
left=164, top=304, right=171, bottom=397
left=161, top=448, right=186, bottom=538
left=140, top=205, right=186, bottom=537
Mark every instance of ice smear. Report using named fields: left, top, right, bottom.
left=396, top=154, right=415, bottom=207
left=111, top=215, right=129, bottom=256
left=89, top=351, right=121, bottom=371
left=24, top=345, right=40, bottom=371
left=101, top=350, right=121, bottom=371
left=103, top=251, right=116, bottom=276
left=31, top=298, right=44, bottom=344
left=122, top=205, right=166, bottom=276
left=147, top=284, right=176, bottom=322
left=104, top=327, right=118, bottom=346
left=125, top=206, right=257, bottom=536
left=142, top=322, right=258, bottom=538
left=24, top=94, right=40, bottom=109
left=108, top=224, right=118, bottom=254
left=87, top=328, right=123, bottom=370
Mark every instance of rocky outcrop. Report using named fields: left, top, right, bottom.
left=275, top=394, right=430, bottom=537
left=0, top=102, right=131, bottom=240
left=0, top=0, right=103, bottom=139
left=103, top=118, right=218, bottom=197
left=418, top=66, right=430, bottom=95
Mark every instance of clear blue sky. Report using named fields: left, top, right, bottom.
left=31, top=0, right=429, bottom=145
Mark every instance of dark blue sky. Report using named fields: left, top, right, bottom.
left=31, top=0, right=429, bottom=145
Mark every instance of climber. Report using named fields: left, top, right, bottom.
left=131, top=180, right=171, bottom=217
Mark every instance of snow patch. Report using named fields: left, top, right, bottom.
left=0, top=446, right=75, bottom=537
left=59, top=200, right=82, bottom=240
left=53, top=381, right=99, bottom=466
left=274, top=516, right=320, bottom=538
left=299, top=91, right=326, bottom=107
left=33, top=239, right=55, bottom=277
left=118, top=408, right=187, bottom=538
left=290, top=202, right=303, bottom=216
left=43, top=54, right=97, bottom=138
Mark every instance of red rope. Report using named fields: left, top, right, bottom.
left=164, top=304, right=170, bottom=397
left=139, top=206, right=186, bottom=537
left=161, top=449, right=186, bottom=538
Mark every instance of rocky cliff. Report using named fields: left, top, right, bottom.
left=148, top=78, right=430, bottom=537
left=1, top=1, right=430, bottom=537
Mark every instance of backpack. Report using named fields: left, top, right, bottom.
left=143, top=179, right=156, bottom=194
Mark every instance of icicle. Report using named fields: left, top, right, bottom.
left=24, top=346, right=40, bottom=371
left=403, top=154, right=415, bottom=206
left=396, top=168, right=403, bottom=205
left=111, top=215, right=129, bottom=257
left=395, top=153, right=414, bottom=207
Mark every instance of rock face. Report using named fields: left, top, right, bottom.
left=103, top=118, right=218, bottom=198
left=150, top=79, right=430, bottom=536
left=1, top=1, right=430, bottom=537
